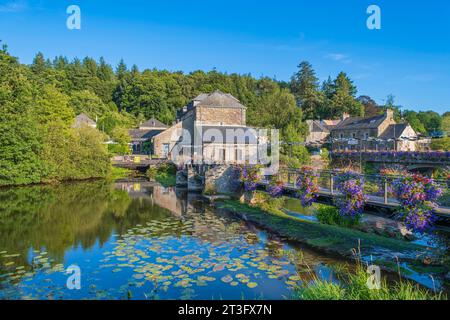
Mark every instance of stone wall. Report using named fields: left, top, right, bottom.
left=153, top=122, right=182, bottom=158
left=204, top=165, right=241, bottom=195
left=196, top=107, right=246, bottom=126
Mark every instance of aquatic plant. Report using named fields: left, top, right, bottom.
left=315, top=204, right=360, bottom=227
left=295, top=166, right=319, bottom=207
left=335, top=170, right=367, bottom=220
left=392, top=173, right=443, bottom=233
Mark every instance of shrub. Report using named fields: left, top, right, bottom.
left=315, top=204, right=360, bottom=228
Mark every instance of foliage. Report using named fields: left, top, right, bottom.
left=295, top=166, right=319, bottom=206
left=335, top=170, right=367, bottom=221
left=297, top=264, right=445, bottom=300
left=392, top=173, right=443, bottom=233
left=146, top=163, right=177, bottom=187
left=430, top=137, right=450, bottom=151
left=315, top=204, right=360, bottom=228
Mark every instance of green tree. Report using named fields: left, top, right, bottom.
left=69, top=90, right=110, bottom=119
left=290, top=61, right=324, bottom=120
left=331, top=72, right=363, bottom=117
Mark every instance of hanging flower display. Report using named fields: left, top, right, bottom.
left=392, top=173, right=443, bottom=233
left=239, top=165, right=261, bottom=192
left=267, top=177, right=284, bottom=198
left=295, top=166, right=319, bottom=207
left=335, top=170, right=367, bottom=219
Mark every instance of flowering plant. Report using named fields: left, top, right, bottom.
left=392, top=173, right=443, bottom=233
left=267, top=177, right=284, bottom=198
left=239, top=165, right=261, bottom=192
left=295, top=166, right=319, bottom=207
left=335, top=170, right=367, bottom=219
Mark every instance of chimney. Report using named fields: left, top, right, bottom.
left=341, top=112, right=350, bottom=121
left=385, top=109, right=394, bottom=120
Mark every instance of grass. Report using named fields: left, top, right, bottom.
left=315, top=204, right=361, bottom=228
left=297, top=263, right=445, bottom=300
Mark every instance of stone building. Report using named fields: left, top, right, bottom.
left=129, top=118, right=168, bottom=154
left=330, top=110, right=419, bottom=151
left=153, top=90, right=261, bottom=164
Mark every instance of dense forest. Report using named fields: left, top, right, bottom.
left=0, top=42, right=448, bottom=186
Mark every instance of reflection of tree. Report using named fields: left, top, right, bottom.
left=0, top=181, right=171, bottom=268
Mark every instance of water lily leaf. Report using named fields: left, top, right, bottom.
left=247, top=282, right=258, bottom=288
left=221, top=275, right=233, bottom=283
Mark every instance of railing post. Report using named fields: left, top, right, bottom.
left=330, top=171, right=334, bottom=195
left=287, top=170, right=291, bottom=185
left=384, top=178, right=388, bottom=204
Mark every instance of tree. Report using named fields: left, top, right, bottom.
left=69, top=90, right=110, bottom=119
left=403, top=110, right=426, bottom=134
left=0, top=47, right=44, bottom=185
left=417, top=111, right=443, bottom=134
left=290, top=61, right=323, bottom=120
left=442, top=112, right=450, bottom=136
left=330, top=72, right=363, bottom=117
left=357, top=95, right=382, bottom=117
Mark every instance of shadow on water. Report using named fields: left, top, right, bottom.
left=0, top=180, right=446, bottom=299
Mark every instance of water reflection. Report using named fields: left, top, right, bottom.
left=0, top=181, right=341, bottom=300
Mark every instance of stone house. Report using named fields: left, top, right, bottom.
left=73, top=113, right=97, bottom=129
left=129, top=118, right=168, bottom=154
left=153, top=90, right=261, bottom=164
left=330, top=110, right=419, bottom=151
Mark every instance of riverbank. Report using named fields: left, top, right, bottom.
left=214, top=198, right=450, bottom=291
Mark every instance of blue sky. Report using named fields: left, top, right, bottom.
left=1, top=0, right=449, bottom=113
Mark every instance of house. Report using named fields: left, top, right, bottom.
left=129, top=118, right=168, bottom=154
left=330, top=109, right=419, bottom=151
left=153, top=90, right=262, bottom=164
left=305, top=119, right=342, bottom=145
left=73, top=113, right=97, bottom=129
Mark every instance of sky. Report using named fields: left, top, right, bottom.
left=1, top=0, right=449, bottom=114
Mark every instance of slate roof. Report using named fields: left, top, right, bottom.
left=129, top=129, right=165, bottom=141
left=196, top=90, right=245, bottom=109
left=333, top=114, right=386, bottom=130
left=139, top=118, right=168, bottom=129
left=379, top=123, right=410, bottom=140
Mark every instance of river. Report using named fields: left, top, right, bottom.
left=0, top=180, right=350, bottom=300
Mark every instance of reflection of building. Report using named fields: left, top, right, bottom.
left=330, top=110, right=420, bottom=151
left=129, top=118, right=168, bottom=154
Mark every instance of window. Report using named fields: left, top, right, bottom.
left=365, top=132, right=369, bottom=139
left=352, top=133, right=356, bottom=139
